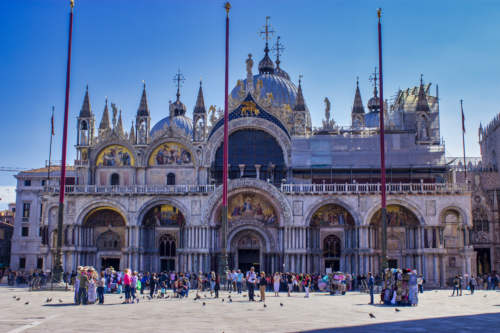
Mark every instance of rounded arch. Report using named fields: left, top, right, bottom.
left=369, top=204, right=420, bottom=227
left=94, top=143, right=136, bottom=167
left=83, top=207, right=126, bottom=228
left=204, top=178, right=292, bottom=227
left=439, top=205, right=469, bottom=227
left=227, top=224, right=274, bottom=253
left=364, top=199, right=425, bottom=227
left=204, top=117, right=291, bottom=167
left=144, top=137, right=200, bottom=167
left=136, top=197, right=190, bottom=228
left=305, top=198, right=360, bottom=227
left=76, top=200, right=128, bottom=226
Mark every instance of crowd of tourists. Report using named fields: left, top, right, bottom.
left=2, top=267, right=499, bottom=306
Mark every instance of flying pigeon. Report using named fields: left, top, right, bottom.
left=369, top=313, right=376, bottom=319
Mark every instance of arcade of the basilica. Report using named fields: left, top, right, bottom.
left=11, top=30, right=481, bottom=288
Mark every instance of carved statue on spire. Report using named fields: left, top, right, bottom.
left=246, top=54, right=253, bottom=77
left=324, top=97, right=331, bottom=123
left=111, top=103, right=118, bottom=129
left=209, top=105, right=217, bottom=128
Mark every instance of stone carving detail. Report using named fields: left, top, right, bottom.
left=191, top=200, right=201, bottom=216
left=293, top=200, right=303, bottom=216
left=426, top=200, right=436, bottom=216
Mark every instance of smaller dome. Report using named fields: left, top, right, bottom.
left=367, top=96, right=380, bottom=111
left=258, top=50, right=275, bottom=74
left=150, top=115, right=193, bottom=139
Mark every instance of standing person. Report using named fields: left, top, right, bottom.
left=273, top=272, right=281, bottom=297
left=304, top=274, right=311, bottom=298
left=123, top=269, right=132, bottom=304
left=77, top=267, right=89, bottom=305
left=131, top=271, right=138, bottom=302
left=149, top=273, right=158, bottom=299
left=469, top=275, right=476, bottom=295
left=87, top=269, right=97, bottom=304
left=236, top=269, right=243, bottom=294
left=214, top=274, right=220, bottom=299
left=210, top=271, right=216, bottom=296
left=258, top=271, right=267, bottom=302
left=417, top=275, right=424, bottom=294
left=74, top=266, right=81, bottom=304
left=97, top=271, right=105, bottom=304
left=458, top=275, right=463, bottom=296
left=452, top=275, right=460, bottom=296
left=367, top=272, right=375, bottom=305
left=287, top=273, right=293, bottom=297
left=246, top=267, right=257, bottom=301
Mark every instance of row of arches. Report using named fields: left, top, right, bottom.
left=108, top=172, right=176, bottom=186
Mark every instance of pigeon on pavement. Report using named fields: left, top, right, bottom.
left=395, top=308, right=400, bottom=312
left=369, top=313, right=376, bottom=319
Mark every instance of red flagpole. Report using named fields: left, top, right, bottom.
left=220, top=2, right=231, bottom=276
left=54, top=0, right=74, bottom=283
left=461, top=100, right=467, bottom=181
left=378, top=8, right=388, bottom=272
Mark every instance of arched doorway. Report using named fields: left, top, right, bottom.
left=82, top=207, right=126, bottom=270
left=230, top=230, right=265, bottom=273
left=140, top=203, right=185, bottom=272
left=309, top=203, right=355, bottom=273
left=159, top=234, right=176, bottom=272
left=323, top=235, right=341, bottom=272
left=370, top=204, right=420, bottom=270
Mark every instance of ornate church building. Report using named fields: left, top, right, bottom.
left=11, top=25, right=475, bottom=287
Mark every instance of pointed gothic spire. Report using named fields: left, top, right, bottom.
left=99, top=98, right=110, bottom=130
left=294, top=75, right=306, bottom=111
left=137, top=81, right=150, bottom=116
left=352, top=77, right=365, bottom=114
left=79, top=85, right=92, bottom=117
left=416, top=74, right=430, bottom=112
left=129, top=121, right=136, bottom=144
left=194, top=80, right=206, bottom=114
left=116, top=110, right=124, bottom=136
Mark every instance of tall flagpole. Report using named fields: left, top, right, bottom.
left=461, top=99, right=467, bottom=181
left=220, top=2, right=231, bottom=279
left=47, top=106, right=55, bottom=185
left=377, top=8, right=388, bottom=273
left=54, top=0, right=74, bottom=284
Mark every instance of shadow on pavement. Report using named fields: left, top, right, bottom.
left=299, top=313, right=500, bottom=333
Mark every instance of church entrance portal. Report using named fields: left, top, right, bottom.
left=238, top=249, right=260, bottom=273
left=101, top=257, right=120, bottom=271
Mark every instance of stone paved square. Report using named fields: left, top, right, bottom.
left=1, top=287, right=499, bottom=333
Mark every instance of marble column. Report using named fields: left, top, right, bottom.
left=238, top=164, right=245, bottom=178
left=255, top=164, right=261, bottom=179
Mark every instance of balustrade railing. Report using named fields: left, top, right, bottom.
left=43, top=184, right=216, bottom=194
left=43, top=182, right=469, bottom=195
left=280, top=182, right=470, bottom=194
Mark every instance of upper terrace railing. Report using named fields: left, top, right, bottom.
left=43, top=182, right=470, bottom=195
left=43, top=184, right=216, bottom=195
left=280, top=182, right=470, bottom=194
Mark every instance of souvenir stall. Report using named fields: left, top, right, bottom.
left=381, top=268, right=418, bottom=306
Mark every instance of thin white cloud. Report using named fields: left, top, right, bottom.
left=0, top=186, right=16, bottom=210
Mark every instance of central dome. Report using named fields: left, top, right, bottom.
left=230, top=73, right=300, bottom=110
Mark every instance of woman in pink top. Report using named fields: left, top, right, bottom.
left=123, top=268, right=132, bottom=304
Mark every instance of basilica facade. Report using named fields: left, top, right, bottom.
left=11, top=35, right=474, bottom=287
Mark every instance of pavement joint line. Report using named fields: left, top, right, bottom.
left=6, top=314, right=59, bottom=333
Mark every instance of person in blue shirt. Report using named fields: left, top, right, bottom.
left=368, top=272, right=375, bottom=305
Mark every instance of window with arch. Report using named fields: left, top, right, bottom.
left=323, top=235, right=341, bottom=258
left=96, top=230, right=121, bottom=250
left=159, top=234, right=176, bottom=257
left=473, top=207, right=489, bottom=232
left=167, top=173, right=176, bottom=185
left=110, top=173, right=120, bottom=186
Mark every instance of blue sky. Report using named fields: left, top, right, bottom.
left=1, top=0, right=499, bottom=203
